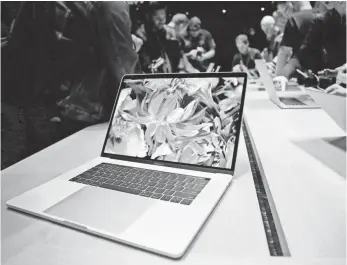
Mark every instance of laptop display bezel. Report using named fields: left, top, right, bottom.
left=100, top=72, right=247, bottom=175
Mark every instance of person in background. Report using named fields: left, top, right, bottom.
left=3, top=1, right=140, bottom=157
left=275, top=7, right=317, bottom=77
left=168, top=13, right=189, bottom=40
left=183, top=16, right=216, bottom=72
left=135, top=2, right=179, bottom=73
left=274, top=1, right=346, bottom=94
left=324, top=64, right=346, bottom=97
left=313, top=1, right=331, bottom=13
left=273, top=1, right=312, bottom=32
left=56, top=1, right=141, bottom=129
left=260, top=15, right=282, bottom=62
left=231, top=34, right=262, bottom=76
left=167, top=13, right=198, bottom=73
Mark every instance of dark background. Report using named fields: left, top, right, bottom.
left=166, top=1, right=273, bottom=70
left=131, top=1, right=274, bottom=71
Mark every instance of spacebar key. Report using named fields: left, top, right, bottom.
left=100, top=183, right=141, bottom=195
left=173, top=192, right=196, bottom=199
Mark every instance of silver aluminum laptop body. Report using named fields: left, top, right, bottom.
left=6, top=72, right=248, bottom=259
left=306, top=87, right=346, bottom=132
left=255, top=59, right=320, bottom=109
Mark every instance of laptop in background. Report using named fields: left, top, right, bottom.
left=6, top=72, right=247, bottom=258
left=255, top=59, right=320, bottom=109
left=306, top=87, right=346, bottom=132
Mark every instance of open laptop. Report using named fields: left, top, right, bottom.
left=255, top=59, right=320, bottom=109
left=305, top=87, right=346, bottom=132
left=6, top=72, right=247, bottom=259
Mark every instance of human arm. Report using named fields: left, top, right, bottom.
left=275, top=46, right=292, bottom=76
left=91, top=2, right=141, bottom=113
left=231, top=54, right=240, bottom=68
left=325, top=84, right=346, bottom=97
left=134, top=26, right=153, bottom=73
left=325, top=64, right=347, bottom=96
left=280, top=15, right=323, bottom=79
left=200, top=30, right=216, bottom=61
left=275, top=16, right=297, bottom=76
left=131, top=34, right=143, bottom=52
left=92, top=2, right=140, bottom=80
left=201, top=49, right=215, bottom=61
left=261, top=48, right=273, bottom=62
left=318, top=63, right=347, bottom=75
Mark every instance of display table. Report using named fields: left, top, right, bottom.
left=244, top=91, right=346, bottom=261
left=1, top=123, right=271, bottom=265
left=1, top=91, right=345, bottom=265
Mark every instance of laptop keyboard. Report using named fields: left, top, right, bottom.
left=69, top=163, right=210, bottom=206
left=279, top=97, right=305, bottom=106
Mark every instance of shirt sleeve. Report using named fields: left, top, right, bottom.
left=280, top=16, right=297, bottom=48
left=280, top=16, right=324, bottom=78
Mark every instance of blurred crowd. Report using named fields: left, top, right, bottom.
left=1, top=1, right=346, bottom=167
left=231, top=1, right=346, bottom=97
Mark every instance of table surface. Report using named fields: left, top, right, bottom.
left=1, top=91, right=346, bottom=265
left=244, top=92, right=346, bottom=260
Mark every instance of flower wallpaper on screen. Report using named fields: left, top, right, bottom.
left=105, top=77, right=244, bottom=169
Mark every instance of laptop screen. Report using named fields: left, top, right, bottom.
left=102, top=73, right=247, bottom=172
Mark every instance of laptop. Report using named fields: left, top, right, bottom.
left=306, top=87, right=346, bottom=132
left=255, top=59, right=320, bottom=109
left=6, top=72, right=247, bottom=258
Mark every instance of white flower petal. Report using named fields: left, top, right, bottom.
left=116, top=88, right=132, bottom=112
left=180, top=100, right=198, bottom=121
left=167, top=108, right=184, bottom=123
left=151, top=142, right=173, bottom=159
left=148, top=91, right=166, bottom=116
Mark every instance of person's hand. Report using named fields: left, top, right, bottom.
left=273, top=76, right=288, bottom=91
left=336, top=67, right=347, bottom=86
left=232, top=64, right=242, bottom=72
left=318, top=68, right=338, bottom=76
left=318, top=64, right=347, bottom=76
left=261, top=48, right=273, bottom=62
left=249, top=69, right=259, bottom=79
left=325, top=84, right=347, bottom=97
left=336, top=71, right=347, bottom=86
left=336, top=64, right=347, bottom=73
left=266, top=61, right=276, bottom=77
left=186, top=49, right=198, bottom=60
left=233, top=64, right=248, bottom=73
left=196, top=54, right=204, bottom=63
left=274, top=33, right=284, bottom=44
left=181, top=54, right=200, bottom=73
left=318, top=64, right=347, bottom=88
left=131, top=34, right=143, bottom=52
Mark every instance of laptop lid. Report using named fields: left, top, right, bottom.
left=306, top=88, right=346, bottom=132
left=255, top=59, right=281, bottom=104
left=101, top=73, right=247, bottom=175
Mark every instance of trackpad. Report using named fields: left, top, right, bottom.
left=44, top=186, right=154, bottom=234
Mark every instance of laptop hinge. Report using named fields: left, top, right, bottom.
left=215, top=172, right=233, bottom=177
left=101, top=155, right=233, bottom=175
